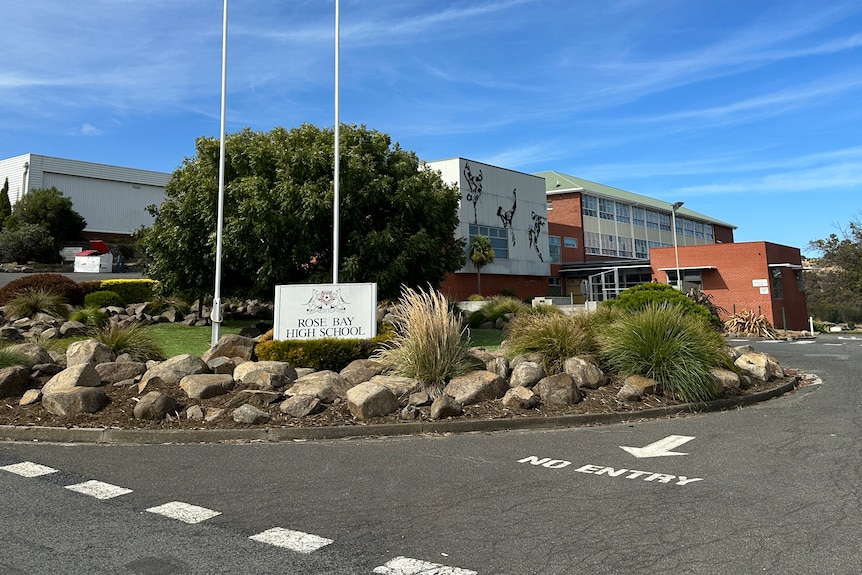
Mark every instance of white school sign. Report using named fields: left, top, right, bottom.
left=273, top=283, right=377, bottom=341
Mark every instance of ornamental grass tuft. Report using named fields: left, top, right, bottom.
left=505, top=312, right=598, bottom=375
left=92, top=322, right=166, bottom=362
left=5, top=288, right=69, bottom=320
left=374, top=285, right=480, bottom=396
left=599, top=301, right=730, bottom=404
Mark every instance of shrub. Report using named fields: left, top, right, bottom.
left=603, top=283, right=720, bottom=328
left=724, top=310, right=778, bottom=339
left=467, top=295, right=528, bottom=328
left=4, top=186, right=86, bottom=249
left=78, top=280, right=104, bottom=296
left=5, top=288, right=69, bottom=319
left=505, top=312, right=598, bottom=374
left=143, top=295, right=190, bottom=316
left=467, top=294, right=485, bottom=301
left=0, top=223, right=57, bottom=263
left=92, top=323, right=166, bottom=362
left=257, top=333, right=391, bottom=371
left=373, top=286, right=481, bottom=396
left=84, top=290, right=125, bottom=308
left=99, top=279, right=158, bottom=304
left=599, top=302, right=730, bottom=404
left=0, top=273, right=85, bottom=306
left=69, top=306, right=110, bottom=328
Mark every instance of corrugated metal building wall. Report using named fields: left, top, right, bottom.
left=0, top=154, right=169, bottom=235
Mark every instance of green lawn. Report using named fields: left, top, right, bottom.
left=144, top=321, right=259, bottom=357
left=467, top=328, right=504, bottom=350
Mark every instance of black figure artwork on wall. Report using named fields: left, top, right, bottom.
left=463, top=162, right=483, bottom=224
left=528, top=210, right=547, bottom=262
left=496, top=189, right=517, bottom=245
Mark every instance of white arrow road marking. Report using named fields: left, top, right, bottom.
left=620, top=435, right=695, bottom=458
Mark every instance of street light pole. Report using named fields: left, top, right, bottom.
left=671, top=201, right=684, bottom=291
left=211, top=0, right=228, bottom=346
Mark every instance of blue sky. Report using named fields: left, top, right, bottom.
left=3, top=1, right=862, bottom=256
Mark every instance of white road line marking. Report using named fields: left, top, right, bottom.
left=249, top=527, right=333, bottom=553
left=373, top=556, right=477, bottom=575
left=824, top=343, right=844, bottom=346
left=789, top=340, right=815, bottom=344
left=145, top=501, right=221, bottom=524
left=0, top=461, right=58, bottom=477
left=65, top=480, right=133, bottom=500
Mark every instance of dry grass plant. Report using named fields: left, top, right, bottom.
left=505, top=312, right=598, bottom=374
left=5, top=288, right=69, bottom=320
left=374, top=286, right=480, bottom=396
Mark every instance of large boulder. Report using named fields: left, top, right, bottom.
left=43, top=387, right=108, bottom=416
left=534, top=373, right=582, bottom=406
left=134, top=391, right=179, bottom=420
left=563, top=357, right=607, bottom=389
left=279, top=394, right=322, bottom=418
left=617, top=375, right=658, bottom=402
left=429, top=394, right=463, bottom=419
left=509, top=361, right=546, bottom=388
left=201, top=334, right=257, bottom=362
left=0, top=366, right=31, bottom=399
left=502, top=386, right=540, bottom=410
left=735, top=352, right=783, bottom=381
left=139, top=354, right=209, bottom=386
left=232, top=404, right=271, bottom=424
left=42, top=363, right=102, bottom=395
left=710, top=367, right=741, bottom=394
left=286, top=370, right=351, bottom=402
left=95, top=361, right=148, bottom=385
left=366, top=375, right=420, bottom=399
left=4, top=342, right=52, bottom=366
left=443, top=370, right=508, bottom=406
left=346, top=381, right=398, bottom=420
left=233, top=361, right=297, bottom=387
left=179, top=374, right=235, bottom=399
left=340, top=359, right=388, bottom=386
left=66, top=340, right=116, bottom=367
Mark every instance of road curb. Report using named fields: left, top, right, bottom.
left=0, top=377, right=800, bottom=445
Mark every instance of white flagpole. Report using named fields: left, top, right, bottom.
left=211, top=0, right=228, bottom=345
left=332, top=0, right=341, bottom=285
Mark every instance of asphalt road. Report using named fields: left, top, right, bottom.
left=0, top=334, right=860, bottom=574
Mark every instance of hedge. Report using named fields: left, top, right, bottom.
left=256, top=332, right=392, bottom=372
left=99, top=279, right=158, bottom=304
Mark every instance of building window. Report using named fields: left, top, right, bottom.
left=695, top=221, right=705, bottom=238
left=564, top=236, right=578, bottom=249
left=772, top=268, right=783, bottom=300
left=632, top=207, right=645, bottom=227
left=796, top=270, right=805, bottom=292
left=660, top=212, right=671, bottom=232
left=600, top=234, right=617, bottom=256
left=615, top=203, right=630, bottom=223
left=469, top=224, right=508, bottom=260
left=549, top=276, right=562, bottom=296
left=617, top=236, right=632, bottom=257
left=549, top=235, right=562, bottom=264
left=634, top=238, right=648, bottom=259
left=546, top=199, right=553, bottom=211
left=599, top=198, right=615, bottom=220
left=583, top=195, right=597, bottom=217
left=683, top=218, right=695, bottom=237
left=585, top=231, right=600, bottom=254
left=646, top=210, right=660, bottom=230
left=705, top=224, right=714, bottom=240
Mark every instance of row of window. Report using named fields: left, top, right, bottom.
left=468, top=224, right=509, bottom=260
left=582, top=194, right=714, bottom=240
left=584, top=232, right=670, bottom=258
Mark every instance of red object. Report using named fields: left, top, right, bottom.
left=88, top=240, right=111, bottom=253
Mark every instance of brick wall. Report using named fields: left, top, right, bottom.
left=440, top=272, right=549, bottom=301
left=649, top=241, right=808, bottom=330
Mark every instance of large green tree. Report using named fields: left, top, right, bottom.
left=4, top=186, right=86, bottom=249
left=806, top=215, right=862, bottom=323
left=140, top=124, right=466, bottom=301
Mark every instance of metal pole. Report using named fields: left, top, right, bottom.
left=332, top=0, right=340, bottom=285
left=671, top=201, right=684, bottom=290
left=211, top=0, right=228, bottom=346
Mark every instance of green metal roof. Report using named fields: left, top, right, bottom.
left=535, top=170, right=736, bottom=229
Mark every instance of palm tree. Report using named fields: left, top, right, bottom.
left=469, top=235, right=495, bottom=295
